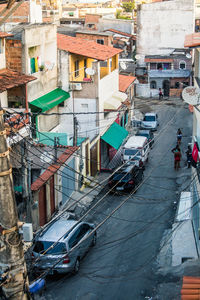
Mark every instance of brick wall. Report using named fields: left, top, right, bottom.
left=85, top=14, right=101, bottom=25
left=0, top=2, right=29, bottom=23
left=169, top=89, right=183, bottom=98
left=76, top=32, right=113, bottom=46
left=6, top=39, right=22, bottom=73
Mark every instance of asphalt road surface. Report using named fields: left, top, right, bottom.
left=43, top=99, right=192, bottom=300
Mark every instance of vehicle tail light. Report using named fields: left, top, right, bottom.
left=128, top=180, right=134, bottom=185
left=108, top=180, right=113, bottom=185
left=63, top=255, right=70, bottom=264
left=32, top=253, right=34, bottom=259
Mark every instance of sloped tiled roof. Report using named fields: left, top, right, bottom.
left=0, top=2, right=29, bottom=23
left=119, top=74, right=136, bottom=92
left=184, top=32, right=200, bottom=48
left=181, top=276, right=200, bottom=300
left=0, top=69, right=36, bottom=92
left=145, top=58, right=173, bottom=63
left=57, top=33, right=122, bottom=61
left=104, top=29, right=136, bottom=40
left=0, top=31, right=13, bottom=38
left=31, top=146, right=78, bottom=191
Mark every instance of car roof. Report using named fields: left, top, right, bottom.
left=116, top=164, right=136, bottom=173
left=136, top=130, right=150, bottom=135
left=39, top=219, right=78, bottom=242
left=124, top=136, right=147, bottom=148
left=144, top=112, right=156, bottom=116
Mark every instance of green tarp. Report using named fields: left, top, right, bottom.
left=101, top=122, right=128, bottom=150
left=29, top=88, right=70, bottom=112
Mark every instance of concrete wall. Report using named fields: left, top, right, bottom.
left=37, top=106, right=59, bottom=132
left=0, top=37, right=6, bottom=69
left=0, top=91, right=7, bottom=107
left=137, top=0, right=194, bottom=56
left=136, top=83, right=150, bottom=98
left=23, top=24, right=57, bottom=101
left=58, top=50, right=69, bottom=92
left=98, top=18, right=134, bottom=34
left=76, top=32, right=113, bottom=47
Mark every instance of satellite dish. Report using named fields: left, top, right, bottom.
left=186, top=53, right=192, bottom=59
left=40, top=152, right=54, bottom=164
left=182, top=86, right=200, bottom=105
left=85, top=68, right=95, bottom=76
left=120, top=62, right=127, bottom=70
left=135, top=54, right=141, bottom=60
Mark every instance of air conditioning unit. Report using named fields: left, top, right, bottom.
left=70, top=83, right=82, bottom=91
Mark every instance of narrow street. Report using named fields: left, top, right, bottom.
left=43, top=99, right=192, bottom=300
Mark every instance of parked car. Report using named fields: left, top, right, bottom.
left=141, top=112, right=159, bottom=131
left=136, top=129, right=154, bottom=148
left=108, top=164, right=144, bottom=193
left=32, top=218, right=96, bottom=275
left=122, top=135, right=150, bottom=168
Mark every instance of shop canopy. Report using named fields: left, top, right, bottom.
left=101, top=122, right=128, bottom=150
left=29, top=88, right=70, bottom=112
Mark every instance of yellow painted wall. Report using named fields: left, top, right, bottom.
left=70, top=54, right=94, bottom=81
left=111, top=55, right=117, bottom=72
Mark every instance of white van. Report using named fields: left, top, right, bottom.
left=122, top=136, right=150, bottom=167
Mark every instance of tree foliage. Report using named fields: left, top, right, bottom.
left=121, top=1, right=135, bottom=13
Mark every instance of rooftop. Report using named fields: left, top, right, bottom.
left=0, top=31, right=13, bottom=38
left=119, top=74, right=136, bottom=92
left=104, top=28, right=136, bottom=40
left=57, top=33, right=122, bottom=61
left=184, top=32, right=200, bottom=48
left=0, top=69, right=36, bottom=93
left=76, top=30, right=113, bottom=36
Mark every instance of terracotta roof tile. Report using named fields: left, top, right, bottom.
left=31, top=147, right=78, bottom=191
left=0, top=2, right=29, bottom=23
left=184, top=32, right=200, bottom=48
left=119, top=74, right=136, bottom=92
left=0, top=69, right=36, bottom=93
left=181, top=276, right=200, bottom=300
left=105, top=29, right=136, bottom=40
left=57, top=33, right=122, bottom=61
left=145, top=58, right=173, bottom=63
left=0, top=31, right=13, bottom=38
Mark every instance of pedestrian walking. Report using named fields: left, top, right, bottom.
left=171, top=145, right=181, bottom=170
left=186, top=145, right=192, bottom=168
left=177, top=128, right=182, bottom=145
left=159, top=88, right=163, bottom=100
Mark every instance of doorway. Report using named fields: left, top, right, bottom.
left=163, top=80, right=170, bottom=97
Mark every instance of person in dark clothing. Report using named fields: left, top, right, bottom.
left=177, top=128, right=182, bottom=145
left=159, top=88, right=163, bottom=100
left=172, top=145, right=181, bottom=170
left=186, top=145, right=192, bottom=168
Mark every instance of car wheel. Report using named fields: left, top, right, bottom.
left=91, top=232, right=97, bottom=247
left=73, top=258, right=80, bottom=274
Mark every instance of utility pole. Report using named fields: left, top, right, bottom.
left=72, top=87, right=78, bottom=146
left=0, top=108, right=29, bottom=299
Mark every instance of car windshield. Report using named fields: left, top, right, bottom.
left=124, top=149, right=139, bottom=156
left=113, top=172, right=131, bottom=181
left=137, top=133, right=148, bottom=138
left=144, top=116, right=155, bottom=121
left=33, top=241, right=67, bottom=255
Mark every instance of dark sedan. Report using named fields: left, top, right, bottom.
left=108, top=164, right=144, bottom=193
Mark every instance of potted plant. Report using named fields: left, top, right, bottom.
left=39, top=65, right=45, bottom=71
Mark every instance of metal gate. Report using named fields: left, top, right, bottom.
left=62, top=158, right=75, bottom=205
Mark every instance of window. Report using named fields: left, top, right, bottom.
left=175, top=82, right=180, bottom=88
left=150, top=81, right=157, bottom=89
left=179, top=61, right=186, bottom=70
left=84, top=59, right=87, bottom=78
left=74, top=60, right=79, bottom=77
left=150, top=63, right=156, bottom=70
left=163, top=63, right=171, bottom=70
left=157, top=63, right=162, bottom=70
left=0, top=39, right=3, bottom=54
left=97, top=39, right=104, bottom=45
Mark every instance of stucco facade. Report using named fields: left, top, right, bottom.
left=137, top=0, right=194, bottom=56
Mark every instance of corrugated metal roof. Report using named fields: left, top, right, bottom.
left=149, top=69, right=191, bottom=78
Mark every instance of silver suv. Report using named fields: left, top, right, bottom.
left=32, top=218, right=96, bottom=275
left=141, top=112, right=159, bottom=131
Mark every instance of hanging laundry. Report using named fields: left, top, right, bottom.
left=191, top=142, right=199, bottom=168
left=35, top=57, right=39, bottom=72
left=30, top=57, right=35, bottom=74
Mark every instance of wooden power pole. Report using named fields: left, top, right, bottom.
left=0, top=108, right=29, bottom=299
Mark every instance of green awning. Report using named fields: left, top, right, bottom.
left=29, top=88, right=70, bottom=112
left=38, top=132, right=68, bottom=146
left=101, top=122, right=128, bottom=150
